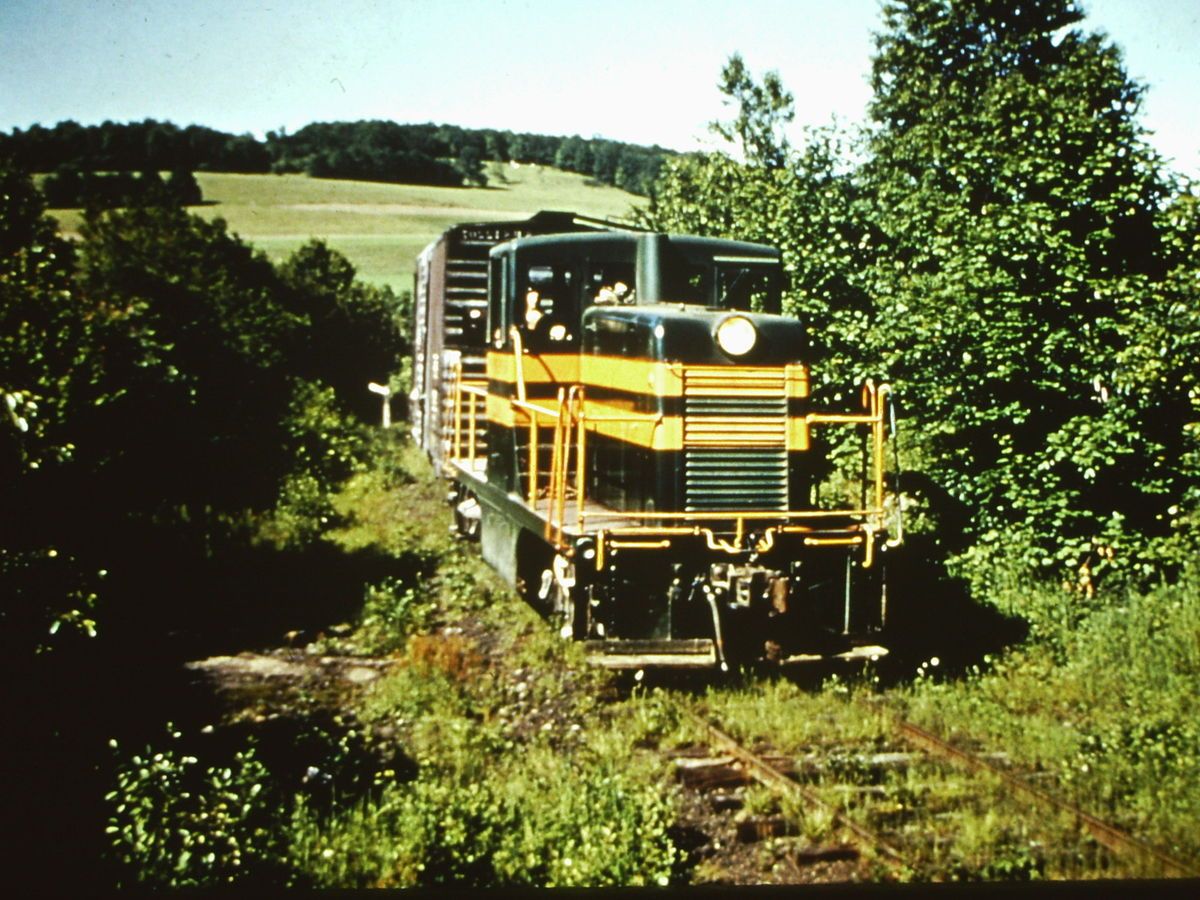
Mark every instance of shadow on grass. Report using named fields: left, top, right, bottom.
left=873, top=530, right=1029, bottom=685
left=873, top=470, right=1029, bottom=684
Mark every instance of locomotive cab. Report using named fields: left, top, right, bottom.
left=437, top=227, right=899, bottom=669
left=486, top=232, right=784, bottom=346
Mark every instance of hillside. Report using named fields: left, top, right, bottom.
left=51, top=162, right=647, bottom=293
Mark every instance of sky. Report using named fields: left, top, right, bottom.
left=1, top=0, right=1197, bottom=178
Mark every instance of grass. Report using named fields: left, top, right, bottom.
left=324, top=438, right=1200, bottom=882
left=50, top=163, right=646, bottom=294
left=611, top=560, right=1200, bottom=882
left=104, top=424, right=1200, bottom=885
left=107, top=432, right=677, bottom=888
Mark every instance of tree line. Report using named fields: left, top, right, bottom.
left=40, top=167, right=203, bottom=208
left=0, top=118, right=672, bottom=194
left=644, top=0, right=1200, bottom=604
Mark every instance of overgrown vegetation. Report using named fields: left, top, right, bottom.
left=634, top=0, right=1200, bottom=880
left=99, top=441, right=679, bottom=888
left=901, top=564, right=1200, bottom=866
left=291, top=644, right=676, bottom=888
left=107, top=729, right=285, bottom=887
left=2, top=167, right=405, bottom=660
left=0, top=157, right=407, bottom=887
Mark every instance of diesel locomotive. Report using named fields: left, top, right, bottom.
left=411, top=212, right=901, bottom=669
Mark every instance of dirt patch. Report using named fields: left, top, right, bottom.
left=185, top=649, right=396, bottom=723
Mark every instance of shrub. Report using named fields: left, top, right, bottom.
left=290, top=747, right=677, bottom=888
left=306, top=645, right=678, bottom=888
left=106, top=727, right=287, bottom=887
left=356, top=576, right=437, bottom=654
left=490, top=748, right=677, bottom=887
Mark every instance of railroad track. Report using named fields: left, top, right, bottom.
left=675, top=707, right=1199, bottom=883
left=893, top=719, right=1200, bottom=880
left=678, top=711, right=911, bottom=881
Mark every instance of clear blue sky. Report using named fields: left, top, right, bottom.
left=1, top=0, right=1196, bottom=177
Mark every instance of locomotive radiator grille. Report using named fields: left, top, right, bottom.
left=683, top=368, right=789, bottom=512
left=684, top=448, right=788, bottom=511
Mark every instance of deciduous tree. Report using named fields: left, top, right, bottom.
left=859, top=0, right=1197, bottom=581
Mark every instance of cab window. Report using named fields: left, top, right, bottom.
left=662, top=262, right=712, bottom=306
left=585, top=261, right=637, bottom=307
left=716, top=264, right=781, bottom=313
left=518, top=262, right=577, bottom=350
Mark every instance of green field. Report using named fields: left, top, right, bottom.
left=52, top=164, right=646, bottom=295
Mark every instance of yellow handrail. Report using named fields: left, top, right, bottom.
left=447, top=356, right=896, bottom=563
left=869, top=382, right=885, bottom=515
left=571, top=385, right=587, bottom=527
left=510, top=326, right=526, bottom=403
left=555, top=389, right=571, bottom=546
left=528, top=413, right=539, bottom=506
left=545, top=387, right=567, bottom=543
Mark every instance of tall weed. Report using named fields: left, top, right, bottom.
left=298, top=657, right=677, bottom=887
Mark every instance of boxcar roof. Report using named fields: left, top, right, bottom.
left=491, top=231, right=780, bottom=262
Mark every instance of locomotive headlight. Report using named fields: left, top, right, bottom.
left=715, top=314, right=757, bottom=357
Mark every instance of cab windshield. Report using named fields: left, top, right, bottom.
left=663, top=260, right=782, bottom=313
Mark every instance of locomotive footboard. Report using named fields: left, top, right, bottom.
left=583, top=639, right=719, bottom=669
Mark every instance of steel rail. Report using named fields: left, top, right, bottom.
left=685, top=710, right=908, bottom=868
left=895, top=719, right=1200, bottom=879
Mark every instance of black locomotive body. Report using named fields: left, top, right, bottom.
left=413, top=214, right=900, bottom=668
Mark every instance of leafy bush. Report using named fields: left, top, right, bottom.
left=260, top=380, right=374, bottom=548
left=278, top=240, right=408, bottom=421
left=106, top=728, right=286, bottom=887
left=645, top=2, right=1200, bottom=594
left=3, top=158, right=415, bottom=889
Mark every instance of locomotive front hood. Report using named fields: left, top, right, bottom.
left=581, top=304, right=810, bottom=367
